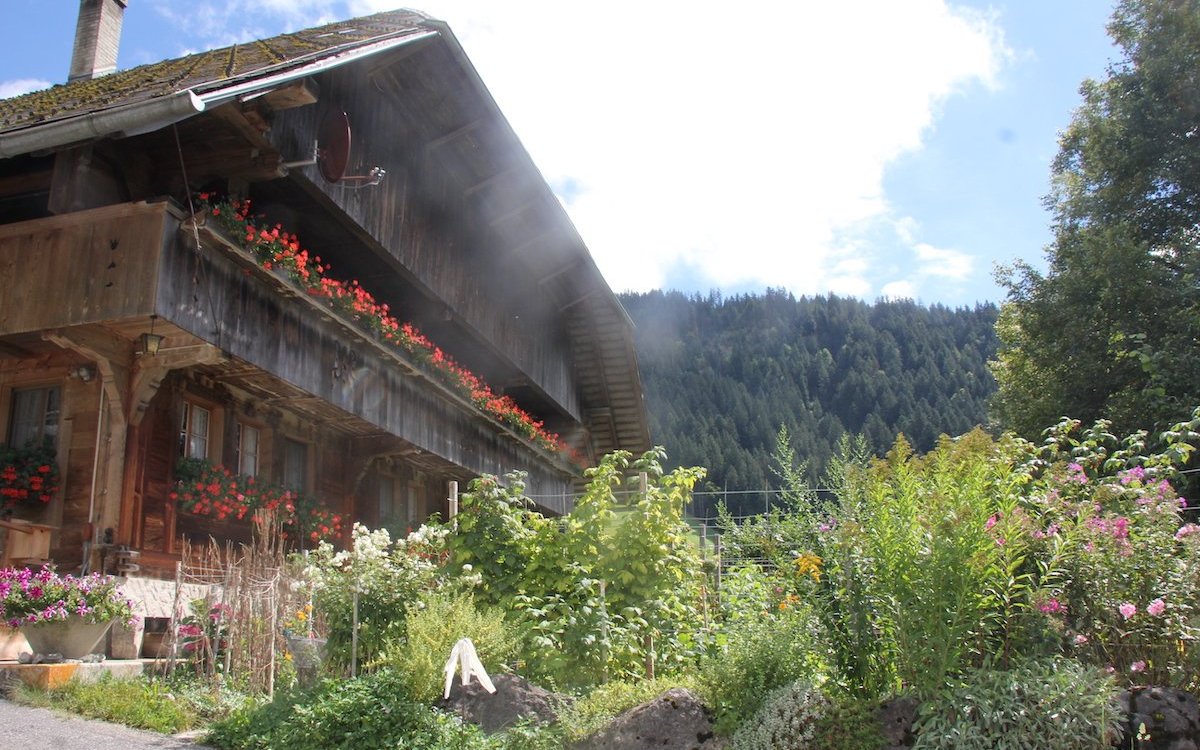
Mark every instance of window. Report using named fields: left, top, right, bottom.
left=282, top=438, right=308, bottom=492
left=236, top=423, right=260, bottom=476
left=8, top=386, right=61, bottom=446
left=378, top=476, right=419, bottom=536
left=179, top=401, right=211, bottom=459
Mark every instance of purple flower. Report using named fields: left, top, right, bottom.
left=1119, top=602, right=1137, bottom=620
left=1130, top=660, right=1146, bottom=673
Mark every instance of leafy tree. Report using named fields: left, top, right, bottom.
left=993, top=0, right=1200, bottom=438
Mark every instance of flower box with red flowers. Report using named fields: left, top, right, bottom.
left=197, top=195, right=579, bottom=465
left=172, top=457, right=343, bottom=544
left=0, top=437, right=60, bottom=510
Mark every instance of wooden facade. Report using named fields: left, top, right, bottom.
left=0, top=10, right=649, bottom=578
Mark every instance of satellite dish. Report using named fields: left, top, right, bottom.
left=283, top=109, right=385, bottom=188
left=317, top=109, right=351, bottom=184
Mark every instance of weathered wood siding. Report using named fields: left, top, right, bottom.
left=0, top=202, right=168, bottom=333
left=267, top=54, right=583, bottom=423
left=0, top=202, right=576, bottom=505
left=158, top=215, right=575, bottom=500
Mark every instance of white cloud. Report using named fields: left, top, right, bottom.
left=146, top=0, right=1012, bottom=300
left=915, top=242, right=974, bottom=280
left=0, top=79, right=51, bottom=98
left=394, top=0, right=1011, bottom=298
left=881, top=280, right=917, bottom=300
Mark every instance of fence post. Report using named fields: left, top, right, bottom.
left=448, top=480, right=459, bottom=530
left=351, top=588, right=359, bottom=678
left=714, top=534, right=723, bottom=606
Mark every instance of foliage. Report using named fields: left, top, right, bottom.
left=1018, top=413, right=1200, bottom=687
left=204, top=670, right=493, bottom=750
left=303, top=523, right=448, bottom=673
left=992, top=0, right=1200, bottom=438
left=0, top=565, right=135, bottom=627
left=772, top=430, right=1032, bottom=698
left=759, top=408, right=1200, bottom=699
left=698, top=605, right=823, bottom=735
left=200, top=195, right=570, bottom=457
left=556, top=675, right=701, bottom=742
left=728, top=679, right=828, bottom=750
left=449, top=448, right=707, bottom=688
left=807, top=694, right=887, bottom=750
left=911, top=659, right=1122, bottom=750
left=0, top=436, right=59, bottom=508
left=377, top=589, right=519, bottom=702
left=173, top=457, right=343, bottom=544
left=619, top=289, right=998, bottom=515
left=178, top=599, right=231, bottom=677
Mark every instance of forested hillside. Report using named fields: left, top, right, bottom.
left=620, top=290, right=998, bottom=517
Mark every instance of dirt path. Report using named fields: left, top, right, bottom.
left=0, top=698, right=214, bottom=749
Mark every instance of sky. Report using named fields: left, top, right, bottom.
left=0, top=1, right=1120, bottom=307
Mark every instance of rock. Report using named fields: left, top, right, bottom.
left=440, top=673, right=567, bottom=733
left=1117, top=686, right=1200, bottom=750
left=572, top=687, right=721, bottom=750
left=875, top=696, right=918, bottom=749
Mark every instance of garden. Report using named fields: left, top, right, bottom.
left=6, top=410, right=1200, bottom=749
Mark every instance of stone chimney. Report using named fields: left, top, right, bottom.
left=68, top=0, right=127, bottom=83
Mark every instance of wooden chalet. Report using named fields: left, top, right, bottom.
left=0, top=3, right=650, bottom=583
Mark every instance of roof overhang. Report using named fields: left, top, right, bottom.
left=0, top=29, right=438, bottom=159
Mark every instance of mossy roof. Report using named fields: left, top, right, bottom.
left=0, top=9, right=432, bottom=133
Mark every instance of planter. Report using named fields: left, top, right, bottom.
left=0, top=626, right=30, bottom=660
left=19, top=617, right=114, bottom=659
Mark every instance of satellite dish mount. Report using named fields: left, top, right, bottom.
left=283, top=110, right=386, bottom=188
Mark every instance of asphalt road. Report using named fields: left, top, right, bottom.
left=0, top=698, right=214, bottom=749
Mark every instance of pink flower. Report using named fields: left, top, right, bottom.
left=1039, top=598, right=1064, bottom=615
left=985, top=514, right=999, bottom=530
left=1147, top=598, right=1166, bottom=617
left=1073, top=634, right=1089, bottom=645
left=1119, top=602, right=1137, bottom=620
left=1177, top=524, right=1199, bottom=540
left=1130, top=660, right=1146, bottom=673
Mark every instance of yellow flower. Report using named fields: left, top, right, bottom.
left=795, top=552, right=823, bottom=582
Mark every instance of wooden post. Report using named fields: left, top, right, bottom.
left=351, top=588, right=359, bottom=678
left=448, top=480, right=459, bottom=530
left=167, top=560, right=183, bottom=677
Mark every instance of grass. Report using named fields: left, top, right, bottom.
left=12, top=673, right=250, bottom=734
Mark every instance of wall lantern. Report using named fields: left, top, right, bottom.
left=138, top=314, right=164, bottom=356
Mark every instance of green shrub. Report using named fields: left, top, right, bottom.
left=809, top=694, right=887, bottom=750
left=378, top=589, right=519, bottom=702
left=699, top=606, right=822, bottom=734
left=911, top=658, right=1122, bottom=750
left=304, top=523, right=448, bottom=673
left=728, top=680, right=828, bottom=750
left=557, top=675, right=701, bottom=742
left=205, top=669, right=493, bottom=749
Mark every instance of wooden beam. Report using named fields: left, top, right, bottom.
left=424, top=118, right=487, bottom=153
left=488, top=195, right=544, bottom=228
left=0, top=167, right=52, bottom=198
left=258, top=78, right=319, bottom=111
left=463, top=165, right=523, bottom=197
